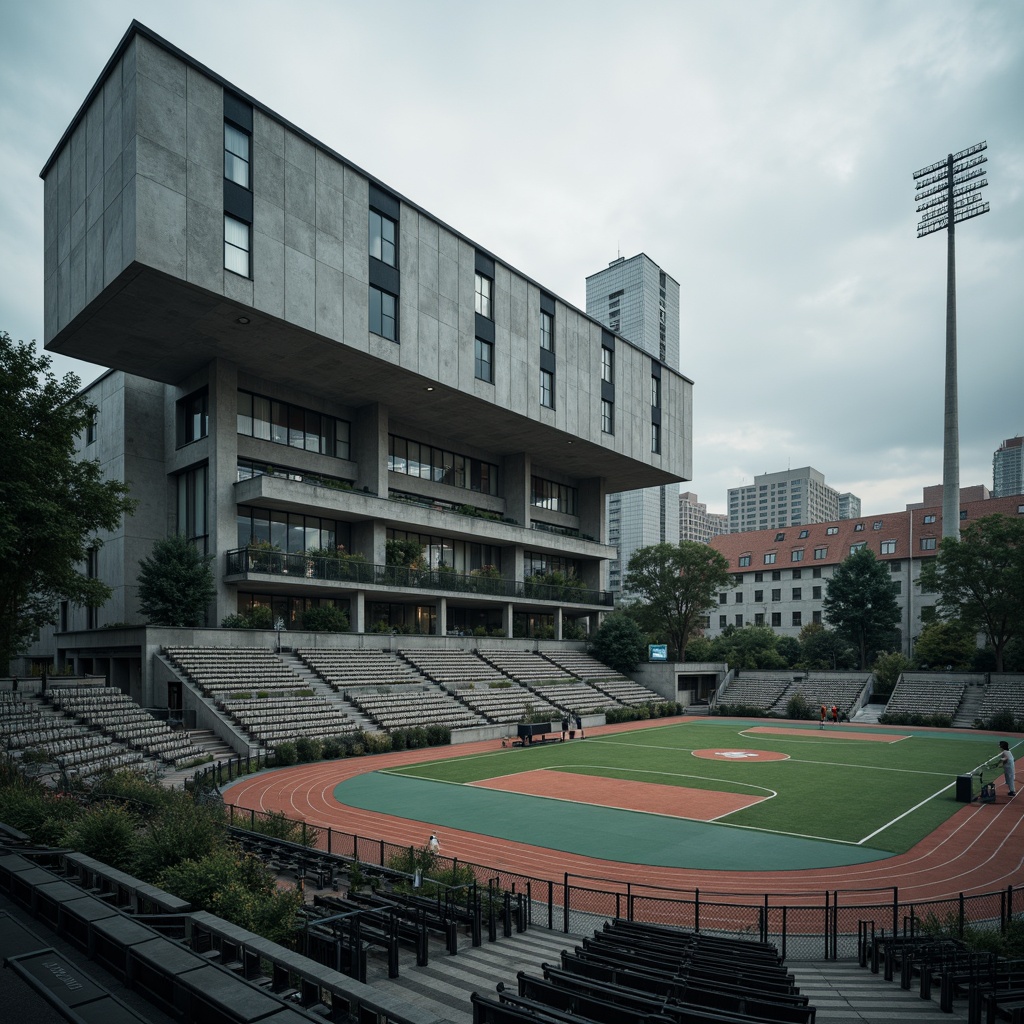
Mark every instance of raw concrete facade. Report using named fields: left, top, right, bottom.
left=35, top=23, right=692, bottom=688
left=727, top=467, right=858, bottom=534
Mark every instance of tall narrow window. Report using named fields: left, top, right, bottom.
left=224, top=215, right=251, bottom=277
left=224, top=123, right=250, bottom=188
left=369, top=286, right=398, bottom=341
left=369, top=209, right=397, bottom=267
left=651, top=375, right=661, bottom=407
left=601, top=347, right=613, bottom=383
left=475, top=272, right=492, bottom=318
left=540, top=368, right=554, bottom=408
left=177, top=465, right=209, bottom=553
left=601, top=398, right=614, bottom=434
left=475, top=338, right=493, bottom=383
left=651, top=422, right=661, bottom=453
left=540, top=311, right=553, bottom=351
left=176, top=389, right=209, bottom=447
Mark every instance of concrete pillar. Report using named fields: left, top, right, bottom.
left=554, top=606, right=563, bottom=641
left=502, top=602, right=514, bottom=637
left=350, top=592, right=365, bottom=633
left=502, top=452, right=530, bottom=528
left=436, top=597, right=447, bottom=635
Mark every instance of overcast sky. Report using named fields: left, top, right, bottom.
left=2, top=0, right=1021, bottom=517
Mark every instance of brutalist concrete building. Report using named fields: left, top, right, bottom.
left=36, top=22, right=692, bottom=689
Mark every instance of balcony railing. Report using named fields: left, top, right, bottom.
left=225, top=548, right=613, bottom=606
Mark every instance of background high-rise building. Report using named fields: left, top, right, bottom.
left=727, top=467, right=857, bottom=534
left=586, top=255, right=683, bottom=593
left=679, top=491, right=728, bottom=544
left=993, top=437, right=1024, bottom=497
left=837, top=493, right=862, bottom=520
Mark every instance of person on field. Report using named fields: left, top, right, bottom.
left=831, top=704, right=839, bottom=725
left=428, top=833, right=440, bottom=853
left=820, top=704, right=826, bottom=729
left=990, top=741, right=1016, bottom=798
left=561, top=714, right=569, bottom=741
left=574, top=711, right=584, bottom=739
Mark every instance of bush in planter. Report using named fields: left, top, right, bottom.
left=274, top=742, right=298, bottom=766
left=301, top=605, right=349, bottom=632
left=320, top=736, right=346, bottom=760
left=295, top=737, right=323, bottom=763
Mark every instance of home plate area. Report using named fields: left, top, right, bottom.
left=471, top=767, right=767, bottom=821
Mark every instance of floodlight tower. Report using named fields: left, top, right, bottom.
left=913, top=141, right=990, bottom=540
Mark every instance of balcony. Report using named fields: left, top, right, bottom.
left=224, top=548, right=613, bottom=607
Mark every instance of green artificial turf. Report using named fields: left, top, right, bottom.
left=377, top=720, right=1004, bottom=855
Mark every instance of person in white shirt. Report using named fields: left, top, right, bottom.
left=992, top=741, right=1016, bottom=797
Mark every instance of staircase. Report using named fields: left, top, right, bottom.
left=276, top=650, right=377, bottom=732
left=953, top=680, right=987, bottom=728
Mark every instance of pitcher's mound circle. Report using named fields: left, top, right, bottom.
left=693, top=748, right=789, bottom=762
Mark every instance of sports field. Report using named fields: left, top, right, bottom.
left=331, top=719, right=1015, bottom=871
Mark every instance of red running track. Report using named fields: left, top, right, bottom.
left=224, top=720, right=1024, bottom=903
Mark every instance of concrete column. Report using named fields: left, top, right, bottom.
left=502, top=603, right=514, bottom=637
left=502, top=452, right=530, bottom=527
left=350, top=592, right=365, bottom=633
left=354, top=402, right=388, bottom=497
left=554, top=606, right=563, bottom=641
left=436, top=597, right=447, bottom=635
left=209, top=359, right=240, bottom=624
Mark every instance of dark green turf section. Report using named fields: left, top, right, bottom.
left=330, top=720, right=1014, bottom=867
left=333, top=771, right=892, bottom=870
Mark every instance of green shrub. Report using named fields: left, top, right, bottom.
left=274, top=742, right=298, bottom=766
left=295, top=737, right=323, bottom=763
left=786, top=693, right=815, bottom=720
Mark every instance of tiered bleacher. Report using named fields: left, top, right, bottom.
left=164, top=646, right=307, bottom=696
left=47, top=685, right=208, bottom=769
left=720, top=674, right=791, bottom=711
left=216, top=694, right=357, bottom=746
left=476, top=648, right=575, bottom=683
left=771, top=676, right=869, bottom=718
left=885, top=677, right=966, bottom=718
left=399, top=648, right=506, bottom=686
left=1, top=693, right=145, bottom=780
left=591, top=677, right=668, bottom=707
left=347, top=684, right=484, bottom=730
left=526, top=679, right=617, bottom=715
left=978, top=676, right=1024, bottom=723
left=542, top=650, right=627, bottom=682
left=450, top=681, right=562, bottom=724
left=296, top=648, right=423, bottom=690
left=473, top=917, right=813, bottom=1024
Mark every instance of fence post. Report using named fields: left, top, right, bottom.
left=824, top=891, right=830, bottom=960
left=762, top=894, right=769, bottom=945
left=563, top=874, right=570, bottom=933
left=892, top=886, right=899, bottom=940
left=547, top=880, right=553, bottom=931
left=832, top=890, right=838, bottom=960
left=694, top=888, right=700, bottom=934
left=958, top=892, right=965, bottom=939
left=781, top=906, right=787, bottom=962
left=379, top=838, right=385, bottom=867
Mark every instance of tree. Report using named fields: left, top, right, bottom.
left=912, top=619, right=976, bottom=671
left=589, top=613, right=646, bottom=674
left=137, top=534, right=215, bottom=627
left=0, top=333, right=135, bottom=668
left=821, top=548, right=901, bottom=669
left=918, top=514, right=1024, bottom=672
left=710, top=624, right=786, bottom=670
left=798, top=623, right=856, bottom=671
left=623, top=541, right=733, bottom=660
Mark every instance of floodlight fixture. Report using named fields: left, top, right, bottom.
left=912, top=141, right=991, bottom=541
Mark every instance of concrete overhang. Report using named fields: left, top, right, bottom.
left=47, top=264, right=685, bottom=494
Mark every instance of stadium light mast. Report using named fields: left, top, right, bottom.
left=913, top=141, right=990, bottom=541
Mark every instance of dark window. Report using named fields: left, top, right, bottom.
left=812, top=586, right=822, bottom=599
left=735, top=614, right=744, bottom=627
left=177, top=464, right=209, bottom=553
left=719, top=615, right=727, bottom=628
left=792, top=568, right=802, bottom=579
left=739, top=556, right=751, bottom=567
left=370, top=286, right=398, bottom=341
left=792, top=587, right=802, bottom=600
left=792, top=611, right=802, bottom=626
left=601, top=399, right=614, bottom=434
left=754, top=572, right=763, bottom=582
left=475, top=338, right=494, bottom=383
left=921, top=537, right=937, bottom=551
left=771, top=612, right=782, bottom=627
left=651, top=421, right=660, bottom=453
left=531, top=477, right=577, bottom=515
left=771, top=570, right=781, bottom=581
left=224, top=123, right=250, bottom=188
left=754, top=589, right=763, bottom=602
left=771, top=588, right=781, bottom=601
left=541, top=311, right=554, bottom=351
left=85, top=412, right=97, bottom=446
left=369, top=209, right=397, bottom=267
left=601, top=347, right=613, bottom=383
left=176, top=389, right=209, bottom=447
left=813, top=610, right=822, bottom=624
left=735, top=592, right=743, bottom=603
left=224, top=215, right=251, bottom=277
left=719, top=592, right=728, bottom=605
left=540, top=368, right=554, bottom=408
left=475, top=272, right=493, bottom=318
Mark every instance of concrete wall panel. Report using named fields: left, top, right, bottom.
left=315, top=260, right=345, bottom=341
left=134, top=175, right=184, bottom=278
left=284, top=246, right=315, bottom=330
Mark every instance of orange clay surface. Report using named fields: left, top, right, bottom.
left=224, top=717, right=1024, bottom=902
left=470, top=768, right=764, bottom=820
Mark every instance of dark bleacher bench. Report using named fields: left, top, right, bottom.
left=334, top=889, right=458, bottom=957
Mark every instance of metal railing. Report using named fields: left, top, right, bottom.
left=225, top=548, right=613, bottom=606
left=194, top=755, right=1021, bottom=962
